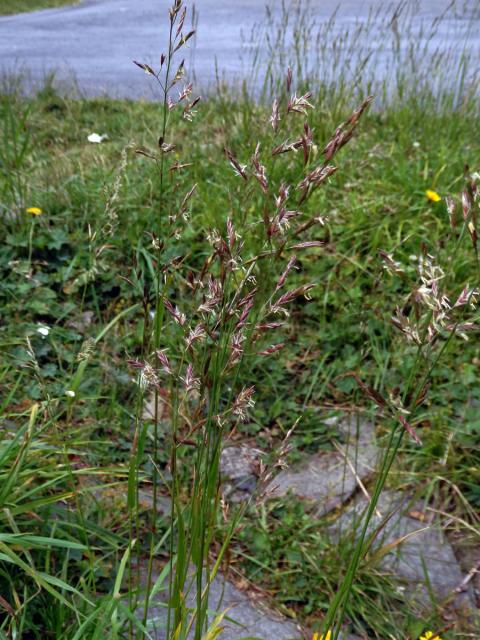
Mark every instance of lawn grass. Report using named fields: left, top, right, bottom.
left=1, top=79, right=479, bottom=638
left=0, top=0, right=76, bottom=16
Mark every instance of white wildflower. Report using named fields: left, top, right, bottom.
left=87, top=133, right=108, bottom=144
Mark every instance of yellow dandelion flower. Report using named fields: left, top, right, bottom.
left=26, top=207, right=43, bottom=215
left=426, top=189, right=441, bottom=203
left=419, top=631, right=442, bottom=640
left=312, top=631, right=332, bottom=640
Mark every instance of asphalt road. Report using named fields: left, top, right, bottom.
left=0, top=0, right=478, bottom=98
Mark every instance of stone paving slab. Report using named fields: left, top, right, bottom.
left=144, top=569, right=301, bottom=640
left=265, top=418, right=378, bottom=516
left=328, top=490, right=475, bottom=614
left=220, top=444, right=263, bottom=500
left=144, top=567, right=360, bottom=640
left=450, top=535, right=480, bottom=608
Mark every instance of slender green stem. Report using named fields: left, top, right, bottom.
left=142, top=12, right=176, bottom=639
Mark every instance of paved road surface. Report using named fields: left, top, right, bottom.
left=0, top=0, right=478, bottom=98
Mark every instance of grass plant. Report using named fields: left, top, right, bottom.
left=0, top=1, right=479, bottom=639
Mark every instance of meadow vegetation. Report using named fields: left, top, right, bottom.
left=0, top=1, right=479, bottom=639
left=0, top=0, right=75, bottom=16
